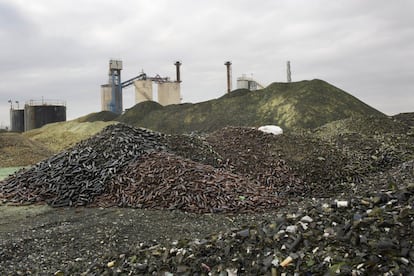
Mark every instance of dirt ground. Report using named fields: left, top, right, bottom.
left=0, top=133, right=52, bottom=167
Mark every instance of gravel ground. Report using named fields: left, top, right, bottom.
left=0, top=204, right=285, bottom=274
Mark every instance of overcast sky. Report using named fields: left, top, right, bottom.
left=1, top=0, right=413, bottom=127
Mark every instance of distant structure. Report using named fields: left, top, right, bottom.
left=9, top=100, right=24, bottom=132
left=174, top=61, right=182, bottom=83
left=102, top=60, right=181, bottom=112
left=158, top=82, right=181, bottom=106
left=24, top=99, right=66, bottom=131
left=158, top=61, right=181, bottom=106
left=224, top=61, right=232, bottom=93
left=10, top=108, right=24, bottom=132
left=287, top=61, right=292, bottom=83
left=134, top=79, right=153, bottom=104
left=101, top=60, right=123, bottom=114
left=8, top=99, right=66, bottom=132
left=236, top=74, right=265, bottom=91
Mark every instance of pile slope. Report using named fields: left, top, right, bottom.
left=75, top=111, right=119, bottom=122
left=117, top=79, right=384, bottom=133
left=314, top=115, right=410, bottom=137
left=314, top=116, right=414, bottom=175
left=0, top=132, right=52, bottom=166
left=393, top=112, right=414, bottom=128
left=0, top=124, right=288, bottom=213
left=23, top=120, right=117, bottom=153
left=118, top=101, right=163, bottom=126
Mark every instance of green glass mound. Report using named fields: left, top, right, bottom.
left=117, top=79, right=385, bottom=134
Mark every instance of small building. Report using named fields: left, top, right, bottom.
left=236, top=74, right=264, bottom=91
left=101, top=59, right=123, bottom=115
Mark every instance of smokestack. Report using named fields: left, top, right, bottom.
left=174, top=61, right=182, bottom=83
left=224, top=61, right=232, bottom=93
left=287, top=61, right=292, bottom=83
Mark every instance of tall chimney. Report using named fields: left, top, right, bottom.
left=224, top=61, right=232, bottom=93
left=174, top=61, right=182, bottom=83
left=287, top=61, right=292, bottom=83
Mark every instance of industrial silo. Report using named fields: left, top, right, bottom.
left=101, top=59, right=123, bottom=114
left=10, top=109, right=25, bottom=132
left=24, top=100, right=66, bottom=131
left=101, top=84, right=111, bottom=110
left=158, top=82, right=181, bottom=106
left=134, top=79, right=153, bottom=104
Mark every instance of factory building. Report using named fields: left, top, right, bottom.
left=8, top=99, right=66, bottom=132
left=101, top=60, right=182, bottom=113
left=236, top=74, right=265, bottom=91
left=101, top=60, right=123, bottom=115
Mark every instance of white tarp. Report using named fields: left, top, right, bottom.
left=258, top=125, right=283, bottom=135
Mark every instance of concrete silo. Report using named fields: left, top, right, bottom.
left=101, top=84, right=122, bottom=114
left=158, top=82, right=181, bottom=106
left=134, top=79, right=153, bottom=104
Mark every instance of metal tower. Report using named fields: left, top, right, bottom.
left=108, top=60, right=123, bottom=114
left=287, top=61, right=292, bottom=83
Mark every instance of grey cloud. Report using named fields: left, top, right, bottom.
left=0, top=2, right=31, bottom=31
left=1, top=0, right=413, bottom=126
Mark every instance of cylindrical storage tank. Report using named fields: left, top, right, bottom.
left=158, top=82, right=181, bottom=106
left=101, top=84, right=122, bottom=114
left=134, top=79, right=153, bottom=104
left=101, top=84, right=112, bottom=112
left=24, top=100, right=66, bottom=131
left=236, top=79, right=249, bottom=89
left=10, top=109, right=25, bottom=132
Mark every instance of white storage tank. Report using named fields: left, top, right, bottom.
left=134, top=79, right=153, bottom=104
left=158, top=82, right=181, bottom=106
